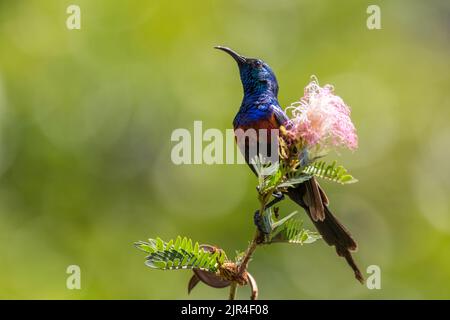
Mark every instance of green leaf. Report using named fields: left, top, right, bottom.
left=186, top=239, right=193, bottom=253
left=181, top=255, right=189, bottom=266
left=270, top=211, right=298, bottom=229
left=145, top=260, right=166, bottom=269
left=193, top=242, right=199, bottom=255
left=208, top=251, right=219, bottom=269
left=302, top=160, right=358, bottom=184
left=277, top=174, right=312, bottom=188
left=251, top=154, right=285, bottom=195
left=134, top=241, right=153, bottom=253
left=263, top=212, right=321, bottom=245
left=218, top=250, right=226, bottom=265
left=156, top=237, right=164, bottom=250
left=136, top=236, right=227, bottom=272
left=194, top=250, right=205, bottom=268
left=180, top=237, right=188, bottom=251
left=174, top=236, right=181, bottom=250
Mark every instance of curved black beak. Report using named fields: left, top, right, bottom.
left=214, top=46, right=247, bottom=65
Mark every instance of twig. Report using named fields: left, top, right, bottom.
left=228, top=282, right=237, bottom=300
left=237, top=231, right=260, bottom=276
left=233, top=193, right=270, bottom=298
left=247, top=273, right=259, bottom=300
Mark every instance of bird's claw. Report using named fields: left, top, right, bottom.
left=265, top=192, right=285, bottom=209
left=272, top=191, right=283, bottom=199
left=254, top=210, right=274, bottom=235
left=253, top=210, right=261, bottom=229
left=253, top=210, right=268, bottom=235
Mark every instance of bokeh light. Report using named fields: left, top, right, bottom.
left=0, top=0, right=449, bottom=299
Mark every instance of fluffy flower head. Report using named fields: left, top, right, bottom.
left=286, top=76, right=358, bottom=158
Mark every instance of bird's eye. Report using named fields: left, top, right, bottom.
left=253, top=60, right=262, bottom=68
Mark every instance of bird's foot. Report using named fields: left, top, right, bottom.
left=253, top=210, right=269, bottom=235
left=254, top=210, right=276, bottom=235
left=265, top=192, right=285, bottom=209
left=273, top=190, right=283, bottom=199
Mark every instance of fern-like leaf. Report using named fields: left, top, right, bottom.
left=259, top=210, right=321, bottom=245
left=302, top=160, right=357, bottom=184
left=277, top=174, right=312, bottom=188
left=269, top=218, right=321, bottom=244
left=135, top=236, right=227, bottom=272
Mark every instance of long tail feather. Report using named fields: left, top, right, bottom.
left=287, top=178, right=364, bottom=284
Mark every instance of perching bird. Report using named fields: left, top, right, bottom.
left=215, top=46, right=363, bottom=283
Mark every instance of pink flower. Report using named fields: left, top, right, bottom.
left=286, top=77, right=358, bottom=157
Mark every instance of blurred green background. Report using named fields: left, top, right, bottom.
left=0, top=0, right=449, bottom=299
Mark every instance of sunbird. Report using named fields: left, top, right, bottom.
left=215, top=46, right=363, bottom=283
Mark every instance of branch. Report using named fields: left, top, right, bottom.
left=247, top=272, right=258, bottom=300
left=228, top=282, right=237, bottom=300
left=237, top=230, right=260, bottom=276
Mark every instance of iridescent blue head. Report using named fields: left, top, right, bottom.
left=215, top=46, right=279, bottom=98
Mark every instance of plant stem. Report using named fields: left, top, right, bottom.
left=237, top=230, right=259, bottom=276
left=247, top=273, right=259, bottom=300
left=232, top=194, right=270, bottom=299
left=237, top=196, right=268, bottom=279
left=228, top=282, right=237, bottom=300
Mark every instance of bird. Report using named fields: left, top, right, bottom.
left=215, top=46, right=364, bottom=283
